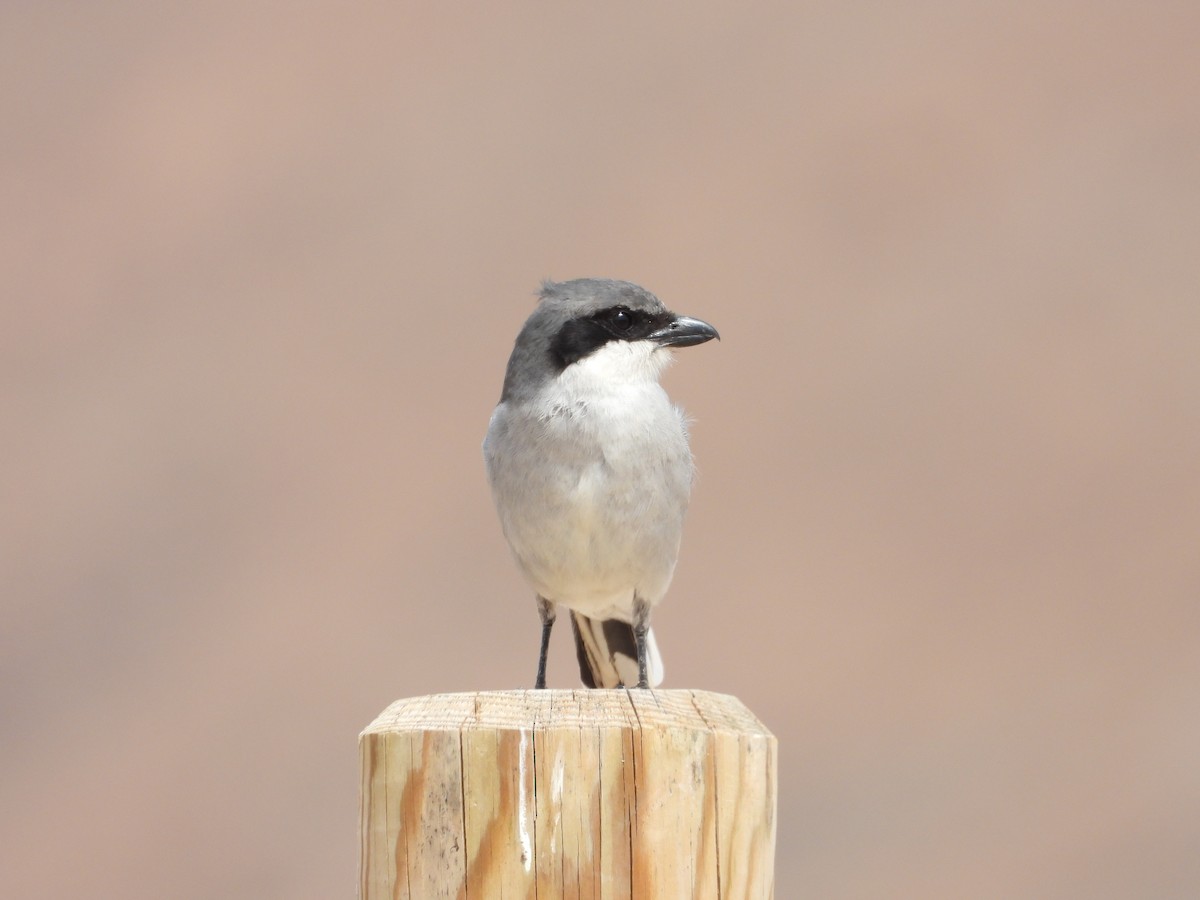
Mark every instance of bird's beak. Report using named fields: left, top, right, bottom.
left=648, top=315, right=720, bottom=348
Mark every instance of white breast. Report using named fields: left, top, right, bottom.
left=484, top=342, right=694, bottom=618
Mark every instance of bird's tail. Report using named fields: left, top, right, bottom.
left=570, top=611, right=664, bottom=688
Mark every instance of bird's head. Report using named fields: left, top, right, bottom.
left=500, top=279, right=719, bottom=402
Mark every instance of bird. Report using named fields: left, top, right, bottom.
left=483, top=278, right=718, bottom=689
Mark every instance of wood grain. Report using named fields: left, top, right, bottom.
left=359, top=690, right=776, bottom=899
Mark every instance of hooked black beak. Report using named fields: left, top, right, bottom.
left=648, top=315, right=720, bottom=348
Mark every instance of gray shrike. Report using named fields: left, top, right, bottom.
left=483, top=279, right=718, bottom=689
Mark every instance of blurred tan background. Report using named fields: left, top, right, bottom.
left=3, top=2, right=1198, bottom=897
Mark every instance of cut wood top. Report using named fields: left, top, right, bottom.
left=361, top=689, right=774, bottom=738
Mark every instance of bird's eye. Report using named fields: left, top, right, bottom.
left=610, top=308, right=633, bottom=331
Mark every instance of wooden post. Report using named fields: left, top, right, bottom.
left=359, top=689, right=776, bottom=899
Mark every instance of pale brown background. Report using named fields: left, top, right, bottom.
left=3, top=3, right=1198, bottom=898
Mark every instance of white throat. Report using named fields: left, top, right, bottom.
left=558, top=340, right=672, bottom=395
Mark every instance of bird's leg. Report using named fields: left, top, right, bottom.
left=632, top=594, right=651, bottom=689
left=534, top=596, right=556, bottom=689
